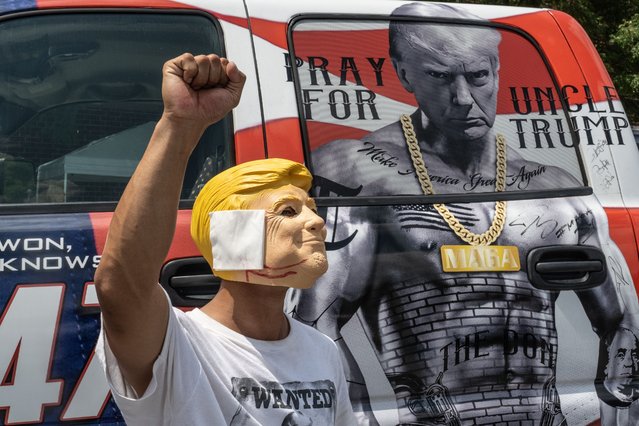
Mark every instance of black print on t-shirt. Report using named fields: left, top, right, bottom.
left=229, top=377, right=336, bottom=425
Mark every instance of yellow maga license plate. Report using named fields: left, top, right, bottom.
left=440, top=245, right=521, bottom=272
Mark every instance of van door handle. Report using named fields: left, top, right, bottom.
left=527, top=245, right=607, bottom=291
left=160, top=257, right=220, bottom=307
left=535, top=260, right=603, bottom=274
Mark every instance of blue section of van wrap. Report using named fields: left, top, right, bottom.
left=0, top=213, right=124, bottom=425
left=0, top=0, right=37, bottom=14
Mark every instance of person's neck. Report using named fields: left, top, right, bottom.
left=200, top=280, right=290, bottom=341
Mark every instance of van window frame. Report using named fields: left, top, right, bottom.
left=0, top=8, right=234, bottom=215
left=287, top=13, right=591, bottom=207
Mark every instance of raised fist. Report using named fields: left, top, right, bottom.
left=161, top=53, right=246, bottom=131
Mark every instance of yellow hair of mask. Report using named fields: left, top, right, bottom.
left=191, top=158, right=312, bottom=280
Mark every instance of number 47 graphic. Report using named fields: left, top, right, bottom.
left=0, top=283, right=111, bottom=424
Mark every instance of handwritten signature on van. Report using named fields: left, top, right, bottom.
left=508, top=209, right=595, bottom=243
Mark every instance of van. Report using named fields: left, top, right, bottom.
left=1, top=1, right=638, bottom=424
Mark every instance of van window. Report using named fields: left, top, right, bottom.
left=0, top=12, right=229, bottom=205
left=291, top=19, right=586, bottom=197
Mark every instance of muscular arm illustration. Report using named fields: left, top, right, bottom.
left=599, top=242, right=639, bottom=425
left=94, top=53, right=245, bottom=396
left=573, top=195, right=639, bottom=410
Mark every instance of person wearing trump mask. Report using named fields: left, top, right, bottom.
left=94, top=53, right=356, bottom=426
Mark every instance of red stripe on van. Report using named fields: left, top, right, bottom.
left=627, top=208, right=639, bottom=283
left=167, top=211, right=201, bottom=259
left=547, top=10, right=617, bottom=104
left=493, top=10, right=612, bottom=106
left=307, top=121, right=369, bottom=151
left=235, top=125, right=267, bottom=162
left=89, top=212, right=110, bottom=255
left=250, top=17, right=288, bottom=50
left=264, top=118, right=305, bottom=163
left=606, top=207, right=639, bottom=292
left=212, top=12, right=250, bottom=29
left=90, top=211, right=200, bottom=261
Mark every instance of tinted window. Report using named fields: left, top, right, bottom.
left=291, top=19, right=586, bottom=198
left=0, top=12, right=229, bottom=205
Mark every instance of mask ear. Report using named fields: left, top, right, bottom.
left=210, top=210, right=265, bottom=271
left=392, top=58, right=414, bottom=93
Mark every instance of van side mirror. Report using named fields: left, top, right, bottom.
left=0, top=157, right=36, bottom=203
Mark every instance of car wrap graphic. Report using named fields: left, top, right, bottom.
left=1, top=1, right=639, bottom=425
left=0, top=212, right=201, bottom=424
left=0, top=214, right=119, bottom=424
left=274, top=4, right=639, bottom=425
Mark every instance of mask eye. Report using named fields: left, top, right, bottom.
left=281, top=206, right=297, bottom=217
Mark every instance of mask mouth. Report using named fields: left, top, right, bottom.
left=243, top=253, right=327, bottom=289
left=302, top=237, right=325, bottom=244
left=264, top=259, right=308, bottom=271
left=247, top=269, right=299, bottom=280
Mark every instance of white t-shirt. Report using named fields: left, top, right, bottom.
left=96, top=299, right=356, bottom=426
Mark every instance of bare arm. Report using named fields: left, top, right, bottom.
left=94, top=53, right=245, bottom=396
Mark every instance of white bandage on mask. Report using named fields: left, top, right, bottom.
left=209, top=210, right=265, bottom=270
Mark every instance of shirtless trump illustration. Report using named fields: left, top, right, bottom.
left=289, top=3, right=639, bottom=425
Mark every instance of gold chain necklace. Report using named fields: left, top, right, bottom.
left=400, top=114, right=507, bottom=246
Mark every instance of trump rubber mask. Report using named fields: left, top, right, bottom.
left=191, top=158, right=328, bottom=288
